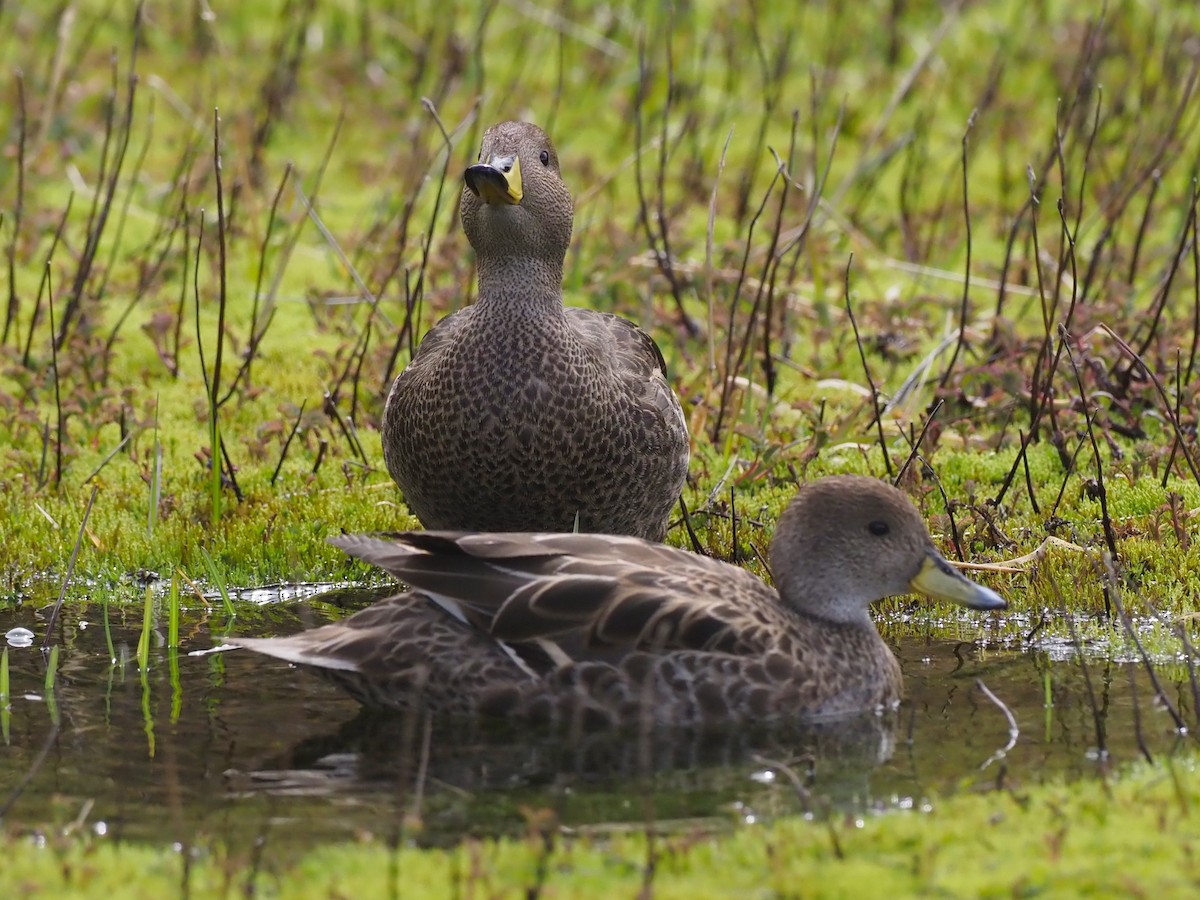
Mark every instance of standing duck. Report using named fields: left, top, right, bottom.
left=228, top=476, right=1006, bottom=727
left=383, top=121, right=689, bottom=541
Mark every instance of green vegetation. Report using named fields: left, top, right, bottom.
left=0, top=0, right=1194, bottom=602
left=1, top=0, right=1200, bottom=893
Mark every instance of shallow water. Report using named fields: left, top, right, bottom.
left=0, top=590, right=1193, bottom=862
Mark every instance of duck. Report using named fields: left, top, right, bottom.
left=228, top=476, right=1006, bottom=728
left=382, top=120, right=688, bottom=541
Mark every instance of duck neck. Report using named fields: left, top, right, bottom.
left=777, top=570, right=876, bottom=630
left=802, top=598, right=876, bottom=630
left=475, top=256, right=565, bottom=319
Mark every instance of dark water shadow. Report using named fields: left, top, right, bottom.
left=0, top=590, right=1192, bottom=862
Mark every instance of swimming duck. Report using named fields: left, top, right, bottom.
left=229, top=476, right=1005, bottom=727
left=382, top=120, right=688, bottom=541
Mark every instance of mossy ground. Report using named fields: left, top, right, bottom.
left=1, top=0, right=1200, bottom=893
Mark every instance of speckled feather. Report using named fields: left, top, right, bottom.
left=230, top=477, right=1006, bottom=728
left=382, top=121, right=688, bottom=541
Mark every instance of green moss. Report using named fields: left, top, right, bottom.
left=0, top=0, right=1196, bottom=598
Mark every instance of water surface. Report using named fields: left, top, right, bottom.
left=0, top=590, right=1191, bottom=862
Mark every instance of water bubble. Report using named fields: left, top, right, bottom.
left=5, top=627, right=34, bottom=648
left=731, top=800, right=758, bottom=824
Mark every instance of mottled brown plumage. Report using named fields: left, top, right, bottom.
left=382, top=121, right=688, bottom=540
left=229, top=476, right=1005, bottom=728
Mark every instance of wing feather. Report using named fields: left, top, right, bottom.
left=330, top=532, right=790, bottom=659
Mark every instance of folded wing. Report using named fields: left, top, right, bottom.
left=328, top=532, right=788, bottom=660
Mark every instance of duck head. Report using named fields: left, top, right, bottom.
left=770, top=476, right=1007, bottom=628
left=460, top=121, right=574, bottom=270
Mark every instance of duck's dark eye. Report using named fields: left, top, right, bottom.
left=868, top=520, right=890, bottom=536
left=539, top=150, right=550, bottom=166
